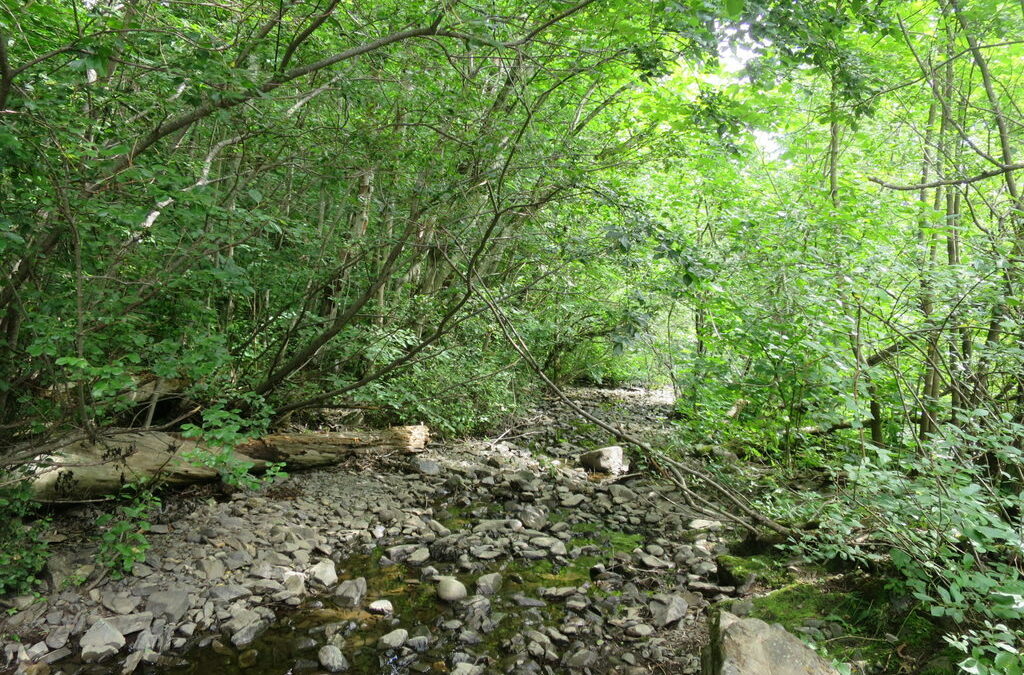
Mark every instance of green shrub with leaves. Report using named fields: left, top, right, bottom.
left=96, top=484, right=160, bottom=579
left=0, top=482, right=49, bottom=595
left=768, top=414, right=1024, bottom=674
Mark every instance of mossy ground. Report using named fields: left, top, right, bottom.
left=737, top=574, right=957, bottom=673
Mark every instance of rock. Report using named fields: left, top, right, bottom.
left=100, top=592, right=141, bottom=615
left=79, top=618, right=125, bottom=662
left=437, top=577, right=467, bottom=602
left=368, top=600, right=393, bottom=615
left=378, top=628, right=408, bottom=650
left=145, top=590, right=190, bottom=624
left=626, top=623, right=654, bottom=637
left=309, top=559, right=338, bottom=587
left=318, top=645, right=348, bottom=672
left=561, top=493, right=586, bottom=507
left=689, top=519, right=723, bottom=531
left=702, top=611, right=840, bottom=675
left=407, top=547, right=430, bottom=565
left=198, top=557, right=226, bottom=581
left=209, top=584, right=252, bottom=603
left=104, top=612, right=153, bottom=636
left=238, top=649, right=258, bottom=668
left=335, top=578, right=367, bottom=606
left=411, top=458, right=442, bottom=476
left=565, top=648, right=599, bottom=668
left=475, top=573, right=502, bottom=596
left=580, top=446, right=629, bottom=475
left=451, top=664, right=485, bottom=675
left=608, top=483, right=637, bottom=503
left=518, top=505, right=548, bottom=530
left=650, top=594, right=689, bottom=627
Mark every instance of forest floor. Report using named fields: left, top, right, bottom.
left=0, top=388, right=942, bottom=674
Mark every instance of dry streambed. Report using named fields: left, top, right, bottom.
left=1, top=389, right=791, bottom=675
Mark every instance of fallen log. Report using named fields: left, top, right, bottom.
left=29, top=426, right=429, bottom=501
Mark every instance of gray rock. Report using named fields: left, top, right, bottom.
left=689, top=519, right=723, bottom=531
left=565, top=648, right=599, bottom=668
left=378, top=628, right=408, bottom=650
left=80, top=618, right=125, bottom=662
left=318, top=644, right=348, bottom=672
left=650, top=594, right=689, bottom=627
left=702, top=611, right=840, bottom=675
left=561, top=493, right=586, bottom=507
left=100, top=591, right=141, bottom=615
left=309, top=559, right=338, bottom=587
left=437, top=577, right=467, bottom=603
left=198, top=557, right=226, bottom=580
left=475, top=573, right=502, bottom=596
left=407, top=547, right=430, bottom=565
left=411, top=458, right=442, bottom=475
left=626, top=623, right=654, bottom=637
left=335, top=578, right=367, bottom=607
left=145, top=589, right=190, bottom=623
left=104, top=612, right=153, bottom=635
left=580, top=446, right=629, bottom=475
left=451, top=663, right=485, bottom=675
left=518, top=505, right=548, bottom=530
left=368, top=599, right=393, bottom=615
left=209, top=584, right=252, bottom=603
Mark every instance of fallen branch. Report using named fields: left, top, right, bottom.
left=28, top=425, right=428, bottom=501
left=473, top=284, right=792, bottom=537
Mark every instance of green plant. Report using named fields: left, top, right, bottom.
left=0, top=482, right=50, bottom=595
left=96, top=484, right=160, bottom=579
left=181, top=397, right=285, bottom=490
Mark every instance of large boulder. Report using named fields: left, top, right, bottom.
left=702, top=611, right=839, bottom=675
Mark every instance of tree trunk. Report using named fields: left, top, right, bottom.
left=29, top=425, right=428, bottom=501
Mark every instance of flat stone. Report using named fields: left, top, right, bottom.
left=100, top=592, right=141, bottom=615
left=104, top=612, right=153, bottom=636
left=650, top=595, right=689, bottom=627
left=475, top=573, right=502, bottom=596
left=565, top=648, right=599, bottom=668
left=626, top=623, right=655, bottom=638
left=335, top=578, right=367, bottom=607
left=410, top=458, right=442, bottom=476
left=318, top=644, right=348, bottom=672
left=145, top=590, right=190, bottom=624
left=437, top=577, right=467, bottom=602
left=198, top=558, right=226, bottom=581
left=209, top=584, right=252, bottom=603
left=407, top=547, right=430, bottom=565
left=309, top=560, right=337, bottom=587
left=378, top=628, right=408, bottom=650
left=80, top=618, right=125, bottom=662
left=561, top=494, right=586, bottom=507
left=689, top=519, right=723, bottom=531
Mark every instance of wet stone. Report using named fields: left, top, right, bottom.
left=318, top=644, right=348, bottom=672
left=378, top=628, right=408, bottom=650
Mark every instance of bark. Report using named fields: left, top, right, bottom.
left=29, top=425, right=428, bottom=501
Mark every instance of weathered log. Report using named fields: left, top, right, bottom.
left=29, top=426, right=428, bottom=501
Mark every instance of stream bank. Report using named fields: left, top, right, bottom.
left=1, top=387, right=938, bottom=674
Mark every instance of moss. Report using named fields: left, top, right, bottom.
left=569, top=522, right=642, bottom=554
left=717, top=554, right=792, bottom=588
left=743, top=577, right=948, bottom=671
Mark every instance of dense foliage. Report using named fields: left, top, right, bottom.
left=3, top=0, right=1024, bottom=669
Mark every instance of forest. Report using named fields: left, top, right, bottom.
left=2, top=0, right=1024, bottom=672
